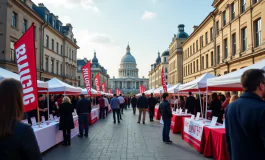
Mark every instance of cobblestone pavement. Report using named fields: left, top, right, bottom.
left=43, top=108, right=212, bottom=160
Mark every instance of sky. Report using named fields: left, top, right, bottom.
left=32, top=0, right=214, bottom=78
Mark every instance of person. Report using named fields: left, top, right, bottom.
left=57, top=94, right=63, bottom=106
left=128, top=96, right=131, bottom=108
left=110, top=94, right=120, bottom=123
left=219, top=93, right=226, bottom=103
left=118, top=94, right=125, bottom=119
left=209, top=93, right=222, bottom=123
left=0, top=78, right=42, bottom=160
left=148, top=93, right=157, bottom=122
left=137, top=93, right=148, bottom=124
left=131, top=95, right=137, bottom=114
left=104, top=95, right=110, bottom=117
left=48, top=95, right=58, bottom=117
left=158, top=92, right=172, bottom=143
left=71, top=96, right=77, bottom=110
left=38, top=94, right=48, bottom=120
left=76, top=94, right=91, bottom=138
left=179, top=96, right=185, bottom=109
left=194, top=94, right=201, bottom=114
left=185, top=92, right=196, bottom=114
left=229, top=95, right=239, bottom=103
left=222, top=92, right=231, bottom=110
left=225, top=69, right=265, bottom=160
left=98, top=95, right=105, bottom=119
left=59, top=96, right=74, bottom=146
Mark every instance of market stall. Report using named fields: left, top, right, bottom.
left=170, top=111, right=191, bottom=133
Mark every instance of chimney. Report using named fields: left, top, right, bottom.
left=193, top=26, right=198, bottom=31
left=38, top=3, right=45, bottom=7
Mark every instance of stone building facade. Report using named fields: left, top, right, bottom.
left=109, top=45, right=149, bottom=94
left=77, top=52, right=109, bottom=90
left=0, top=1, right=79, bottom=85
left=182, top=0, right=265, bottom=83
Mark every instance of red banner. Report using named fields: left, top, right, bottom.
left=116, top=88, right=119, bottom=95
left=102, top=81, right=106, bottom=93
left=139, top=84, right=142, bottom=93
left=161, top=67, right=167, bottom=92
left=82, top=61, right=91, bottom=95
left=14, top=24, right=38, bottom=112
left=94, top=73, right=101, bottom=95
left=108, top=89, right=112, bottom=94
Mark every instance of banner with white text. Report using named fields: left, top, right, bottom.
left=82, top=61, right=91, bottom=96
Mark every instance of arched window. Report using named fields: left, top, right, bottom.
left=165, top=67, right=168, bottom=73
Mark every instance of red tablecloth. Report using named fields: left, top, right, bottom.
left=154, top=107, right=160, bottom=120
left=201, top=127, right=229, bottom=160
left=171, top=114, right=191, bottom=133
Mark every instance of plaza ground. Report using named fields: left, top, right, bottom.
left=43, top=108, right=212, bottom=160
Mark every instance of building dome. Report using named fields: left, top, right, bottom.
left=176, top=24, right=189, bottom=38
left=121, top=44, right=136, bottom=64
left=161, top=50, right=169, bottom=56
left=92, top=51, right=98, bottom=63
left=156, top=52, right=161, bottom=64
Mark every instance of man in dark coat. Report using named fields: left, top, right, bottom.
left=137, top=93, right=148, bottom=124
left=148, top=93, right=157, bottom=122
left=185, top=92, right=196, bottom=114
left=76, top=94, right=91, bottom=138
left=131, top=95, right=137, bottom=114
left=159, top=92, right=172, bottom=143
left=225, top=69, right=265, bottom=160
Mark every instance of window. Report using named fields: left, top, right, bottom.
left=165, top=67, right=168, bottom=73
left=164, top=57, right=166, bottom=62
left=58, top=25, right=61, bottom=32
left=193, top=43, right=195, bottom=53
left=210, top=27, right=213, bottom=40
left=45, top=57, right=49, bottom=71
left=22, top=19, right=27, bottom=33
left=255, top=19, right=262, bottom=47
left=53, top=19, right=55, bottom=28
left=217, top=46, right=220, bottom=64
left=10, top=42, right=16, bottom=63
left=69, top=49, right=71, bottom=58
left=205, top=32, right=208, bottom=44
left=12, top=12, right=17, bottom=27
left=201, top=36, right=204, bottom=48
left=193, top=61, right=195, bottom=72
left=56, top=61, right=59, bottom=74
left=211, top=52, right=214, bottom=66
left=196, top=59, right=199, bottom=71
left=223, top=11, right=227, bottom=26
left=216, top=21, right=219, bottom=34
left=190, top=46, right=192, bottom=55
left=242, top=27, right=247, bottom=52
left=72, top=51, right=74, bottom=60
left=60, top=64, right=63, bottom=75
left=206, top=54, right=209, bottom=68
left=60, top=45, right=63, bottom=55
left=231, top=3, right=235, bottom=20
left=196, top=40, right=198, bottom=51
left=253, top=0, right=260, bottom=4
left=232, top=33, right=236, bottom=56
left=241, top=0, right=246, bottom=13
left=46, top=35, right=49, bottom=48
left=45, top=14, right=49, bottom=21
left=201, top=56, right=204, bottom=69
left=188, top=48, right=190, bottom=57
left=51, top=59, right=54, bottom=73
left=188, top=65, right=190, bottom=74
left=56, top=42, right=59, bottom=53
left=224, top=38, right=228, bottom=59
left=52, top=39, right=54, bottom=51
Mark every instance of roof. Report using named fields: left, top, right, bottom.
left=161, top=50, right=169, bottom=56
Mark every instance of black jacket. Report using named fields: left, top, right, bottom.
left=131, top=97, right=137, bottom=107
left=210, top=100, right=222, bottom=123
left=76, top=98, right=91, bottom=115
left=225, top=92, right=265, bottom=160
left=148, top=97, right=157, bottom=108
left=137, top=96, right=148, bottom=109
left=185, top=96, right=196, bottom=113
left=59, top=103, right=74, bottom=130
left=159, top=100, right=172, bottom=120
left=0, top=122, right=42, bottom=160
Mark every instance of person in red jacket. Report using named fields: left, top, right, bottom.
left=98, top=95, right=105, bottom=119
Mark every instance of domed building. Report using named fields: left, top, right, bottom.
left=109, top=44, right=149, bottom=94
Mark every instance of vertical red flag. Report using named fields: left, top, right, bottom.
left=94, top=73, right=101, bottom=95
left=102, top=81, right=106, bottom=93
left=161, top=67, right=167, bottom=92
left=82, top=61, right=91, bottom=95
left=14, top=24, right=38, bottom=112
left=116, top=88, right=119, bottom=95
left=139, top=84, right=142, bottom=93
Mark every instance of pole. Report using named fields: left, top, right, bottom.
left=205, top=87, right=208, bottom=119
left=198, top=89, right=203, bottom=118
left=47, top=92, right=49, bottom=120
left=37, top=107, right=40, bottom=127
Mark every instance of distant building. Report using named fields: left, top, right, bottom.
left=0, top=1, right=79, bottom=85
left=77, top=52, right=109, bottom=90
left=108, top=44, right=149, bottom=94
left=148, top=50, right=169, bottom=89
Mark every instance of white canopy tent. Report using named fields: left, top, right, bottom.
left=144, top=88, right=156, bottom=95
left=179, top=73, right=216, bottom=92
left=207, top=59, right=265, bottom=91
left=167, top=83, right=182, bottom=93
left=153, top=84, right=173, bottom=94
left=0, top=67, right=48, bottom=90
left=40, top=78, right=81, bottom=94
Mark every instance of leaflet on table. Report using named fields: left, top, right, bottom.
left=184, top=118, right=205, bottom=141
left=210, top=116, right=218, bottom=126
left=195, top=112, right=200, bottom=120
left=49, top=114, right=54, bottom=121
left=31, top=117, right=37, bottom=126
left=191, top=115, right=195, bottom=120
left=185, top=109, right=188, bottom=114
left=91, top=108, right=99, bottom=120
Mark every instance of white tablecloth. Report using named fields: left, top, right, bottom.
left=32, top=116, right=79, bottom=153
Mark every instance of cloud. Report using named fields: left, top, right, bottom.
left=141, top=11, right=156, bottom=20
left=59, top=16, right=72, bottom=25
left=89, top=34, right=113, bottom=44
